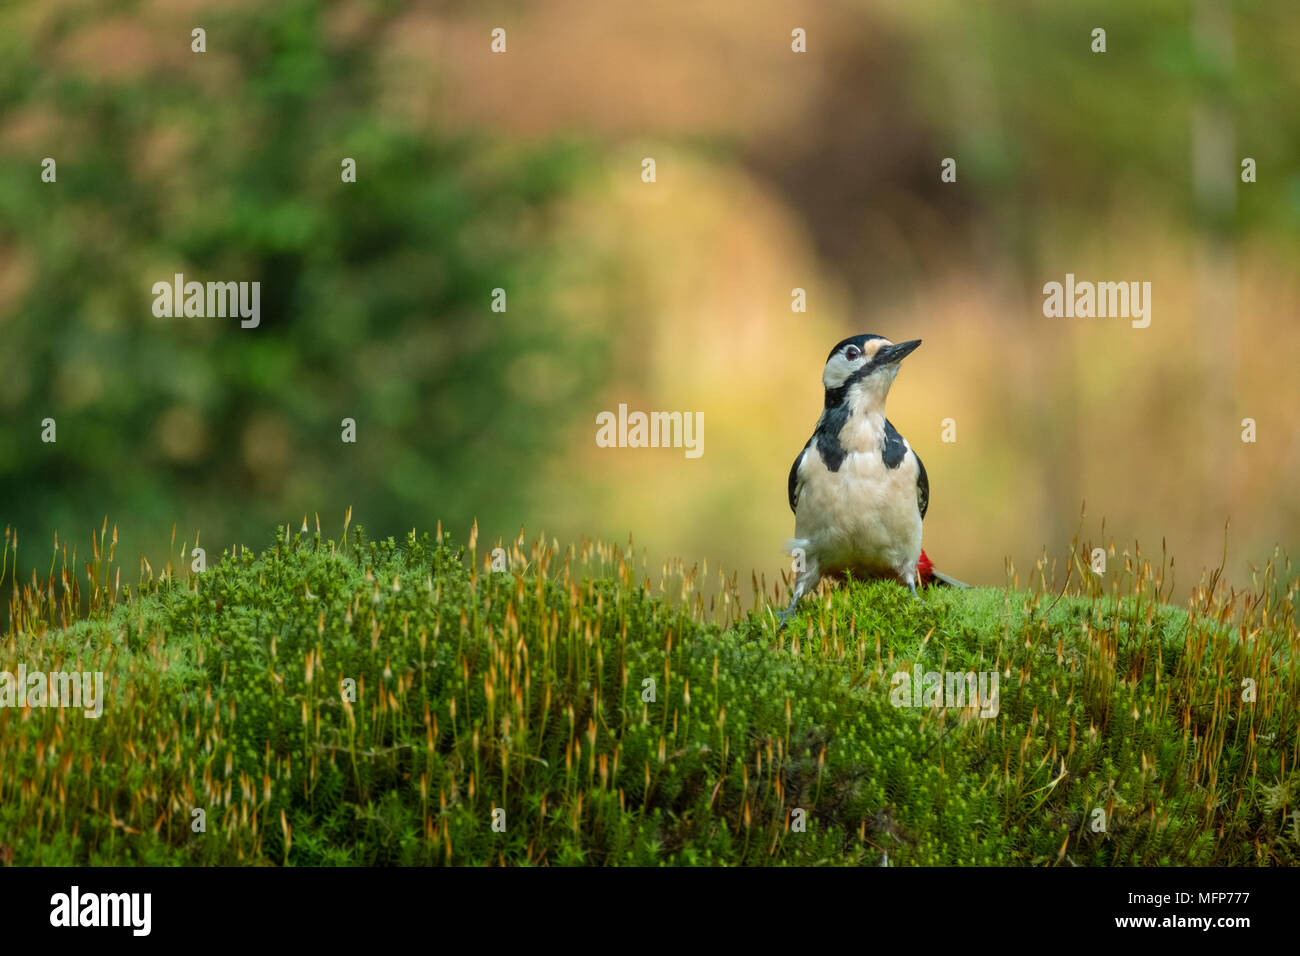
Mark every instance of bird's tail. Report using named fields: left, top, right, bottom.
left=917, top=549, right=971, bottom=589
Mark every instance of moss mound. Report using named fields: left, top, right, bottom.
left=2, top=524, right=1296, bottom=865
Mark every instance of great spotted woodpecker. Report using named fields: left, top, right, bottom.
left=779, top=334, right=966, bottom=627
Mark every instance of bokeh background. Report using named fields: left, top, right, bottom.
left=2, top=0, right=1297, bottom=609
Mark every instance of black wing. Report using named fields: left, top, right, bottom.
left=788, top=438, right=811, bottom=513
left=885, top=419, right=928, bottom=519
left=881, top=419, right=907, bottom=468
left=914, top=448, right=929, bottom=520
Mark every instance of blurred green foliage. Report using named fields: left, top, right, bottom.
left=0, top=1, right=606, bottom=554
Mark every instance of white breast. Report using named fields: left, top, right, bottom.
left=793, top=428, right=922, bottom=580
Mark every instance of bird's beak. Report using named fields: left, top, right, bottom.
left=878, top=339, right=921, bottom=364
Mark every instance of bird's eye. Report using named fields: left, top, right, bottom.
left=845, top=346, right=862, bottom=360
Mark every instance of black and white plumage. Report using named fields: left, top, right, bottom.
left=779, top=333, right=930, bottom=626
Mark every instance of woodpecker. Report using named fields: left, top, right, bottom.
left=779, top=333, right=965, bottom=627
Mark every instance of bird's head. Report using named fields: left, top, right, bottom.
left=822, top=334, right=921, bottom=410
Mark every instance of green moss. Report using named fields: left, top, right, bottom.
left=1, top=524, right=1295, bottom=865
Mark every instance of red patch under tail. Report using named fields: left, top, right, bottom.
left=916, top=549, right=936, bottom=586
